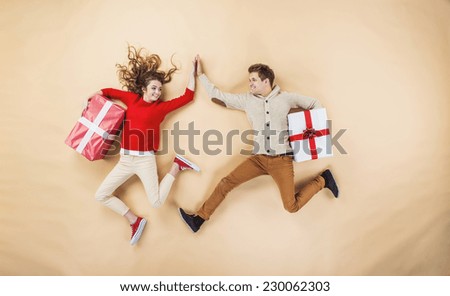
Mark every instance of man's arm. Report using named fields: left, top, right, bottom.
left=212, top=98, right=226, bottom=107
left=195, top=55, right=247, bottom=111
left=288, top=93, right=323, bottom=110
left=198, top=74, right=247, bottom=110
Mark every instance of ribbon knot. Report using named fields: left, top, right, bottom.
left=303, top=128, right=316, bottom=139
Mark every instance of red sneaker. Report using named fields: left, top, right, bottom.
left=130, top=217, right=147, bottom=245
left=174, top=155, right=200, bottom=172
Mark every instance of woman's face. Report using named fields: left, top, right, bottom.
left=142, top=80, right=163, bottom=102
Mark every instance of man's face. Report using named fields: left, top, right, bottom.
left=248, top=72, right=269, bottom=95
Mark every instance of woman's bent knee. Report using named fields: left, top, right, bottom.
left=95, top=191, right=108, bottom=203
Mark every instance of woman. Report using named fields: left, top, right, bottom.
left=94, top=46, right=200, bottom=245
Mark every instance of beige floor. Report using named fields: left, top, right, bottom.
left=0, top=0, right=449, bottom=275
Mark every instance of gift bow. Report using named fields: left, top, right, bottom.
left=289, top=110, right=330, bottom=159
left=302, top=128, right=317, bottom=139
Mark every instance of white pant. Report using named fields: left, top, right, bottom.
left=95, top=154, right=175, bottom=215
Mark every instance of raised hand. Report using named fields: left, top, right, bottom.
left=194, top=54, right=203, bottom=76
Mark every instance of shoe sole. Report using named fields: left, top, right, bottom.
left=178, top=208, right=198, bottom=233
left=175, top=155, right=201, bottom=172
left=130, top=218, right=147, bottom=245
left=324, top=169, right=339, bottom=198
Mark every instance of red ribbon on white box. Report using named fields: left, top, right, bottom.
left=75, top=100, right=113, bottom=153
left=288, top=110, right=330, bottom=160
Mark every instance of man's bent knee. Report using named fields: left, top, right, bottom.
left=283, top=203, right=299, bottom=213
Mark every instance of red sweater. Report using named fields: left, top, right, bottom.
left=101, top=88, right=194, bottom=152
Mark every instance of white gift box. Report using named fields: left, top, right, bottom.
left=288, top=108, right=333, bottom=162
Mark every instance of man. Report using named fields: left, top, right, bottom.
left=179, top=55, right=339, bottom=232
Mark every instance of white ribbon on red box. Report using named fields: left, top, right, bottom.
left=75, top=100, right=113, bottom=153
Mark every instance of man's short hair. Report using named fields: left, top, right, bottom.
left=248, top=63, right=275, bottom=87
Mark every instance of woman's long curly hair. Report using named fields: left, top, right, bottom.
left=116, top=45, right=178, bottom=97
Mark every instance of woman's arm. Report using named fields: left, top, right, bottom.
left=186, top=56, right=197, bottom=91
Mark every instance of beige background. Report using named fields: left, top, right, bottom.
left=0, top=0, right=449, bottom=275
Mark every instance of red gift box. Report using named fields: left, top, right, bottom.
left=65, top=94, right=125, bottom=161
left=288, top=108, right=333, bottom=162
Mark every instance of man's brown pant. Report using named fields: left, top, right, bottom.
left=197, top=154, right=325, bottom=220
